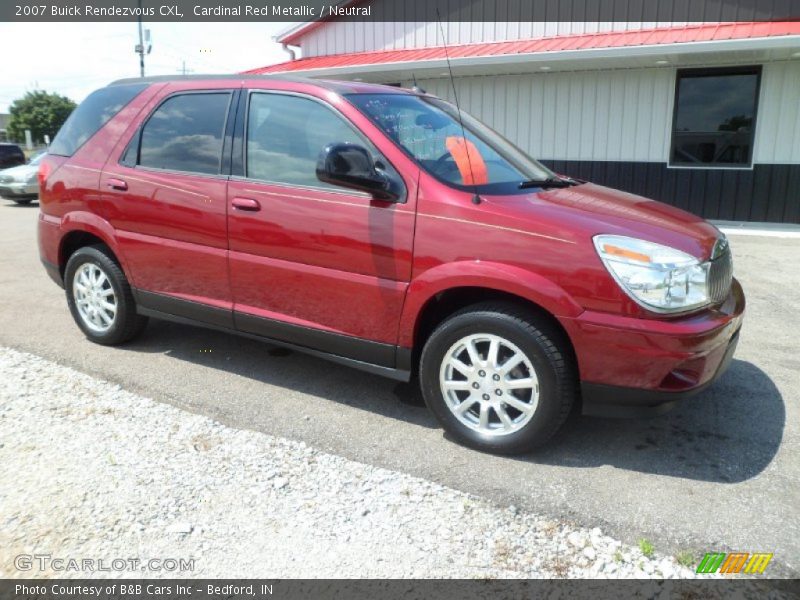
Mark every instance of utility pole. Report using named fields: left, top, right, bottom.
left=178, top=61, right=194, bottom=76
left=136, top=0, right=145, bottom=77
left=135, top=0, right=152, bottom=77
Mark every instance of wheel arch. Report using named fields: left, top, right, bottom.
left=57, top=212, right=129, bottom=280
left=400, top=262, right=583, bottom=370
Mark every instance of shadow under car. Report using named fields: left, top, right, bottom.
left=122, top=320, right=783, bottom=483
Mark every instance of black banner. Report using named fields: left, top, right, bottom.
left=2, top=579, right=800, bottom=600
left=2, top=0, right=800, bottom=22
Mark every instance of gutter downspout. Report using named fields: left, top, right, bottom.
left=281, top=43, right=297, bottom=61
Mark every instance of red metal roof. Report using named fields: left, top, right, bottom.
left=247, top=21, right=800, bottom=75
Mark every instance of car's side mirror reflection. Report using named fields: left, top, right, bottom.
left=316, top=143, right=403, bottom=202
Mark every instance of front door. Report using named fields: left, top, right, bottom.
left=226, top=90, right=417, bottom=365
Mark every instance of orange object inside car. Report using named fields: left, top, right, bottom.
left=445, top=136, right=488, bottom=185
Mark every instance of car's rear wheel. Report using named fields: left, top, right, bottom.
left=420, top=302, right=576, bottom=454
left=64, top=245, right=148, bottom=345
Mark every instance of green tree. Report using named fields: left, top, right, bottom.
left=7, top=91, right=76, bottom=144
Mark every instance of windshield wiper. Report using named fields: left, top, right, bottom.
left=519, top=177, right=578, bottom=190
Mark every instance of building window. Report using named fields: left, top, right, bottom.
left=670, top=66, right=761, bottom=168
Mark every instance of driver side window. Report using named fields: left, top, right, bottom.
left=246, top=93, right=375, bottom=189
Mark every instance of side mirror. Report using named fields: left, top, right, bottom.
left=316, top=143, right=402, bottom=201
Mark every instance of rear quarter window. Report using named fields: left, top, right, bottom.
left=49, top=83, right=148, bottom=157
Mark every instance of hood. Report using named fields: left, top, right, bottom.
left=493, top=182, right=722, bottom=261
left=0, top=163, right=38, bottom=182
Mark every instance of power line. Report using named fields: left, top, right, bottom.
left=156, top=40, right=234, bottom=72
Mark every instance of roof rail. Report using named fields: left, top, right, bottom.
left=108, top=73, right=318, bottom=86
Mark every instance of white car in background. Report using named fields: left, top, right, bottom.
left=0, top=151, right=45, bottom=204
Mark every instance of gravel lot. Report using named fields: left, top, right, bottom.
left=0, top=346, right=706, bottom=579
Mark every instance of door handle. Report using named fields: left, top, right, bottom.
left=231, top=197, right=261, bottom=212
left=107, top=178, right=128, bottom=191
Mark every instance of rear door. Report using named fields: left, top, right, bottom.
left=101, top=84, right=238, bottom=326
left=226, top=89, right=417, bottom=365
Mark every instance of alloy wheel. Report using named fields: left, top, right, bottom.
left=72, top=263, right=117, bottom=333
left=439, top=333, right=540, bottom=436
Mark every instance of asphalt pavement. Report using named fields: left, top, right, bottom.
left=1, top=200, right=798, bottom=576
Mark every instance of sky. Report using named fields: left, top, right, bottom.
left=0, top=22, right=293, bottom=112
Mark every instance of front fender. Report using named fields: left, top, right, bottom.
left=398, top=261, right=584, bottom=348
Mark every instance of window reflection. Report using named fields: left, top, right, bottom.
left=246, top=93, right=373, bottom=189
left=139, top=93, right=229, bottom=175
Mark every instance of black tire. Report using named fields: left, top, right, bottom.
left=13, top=199, right=33, bottom=205
left=420, top=302, right=576, bottom=454
left=64, top=245, right=148, bottom=345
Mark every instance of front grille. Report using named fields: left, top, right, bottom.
left=708, top=249, right=733, bottom=304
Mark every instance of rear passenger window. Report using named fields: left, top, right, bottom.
left=138, top=92, right=230, bottom=175
left=246, top=93, right=373, bottom=188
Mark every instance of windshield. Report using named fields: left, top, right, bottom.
left=346, top=93, right=556, bottom=194
left=29, top=152, right=46, bottom=166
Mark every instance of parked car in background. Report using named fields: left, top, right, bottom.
left=0, top=150, right=45, bottom=204
left=0, top=143, right=26, bottom=169
left=37, top=77, right=744, bottom=454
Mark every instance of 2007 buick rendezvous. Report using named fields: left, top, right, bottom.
left=37, top=75, right=744, bottom=454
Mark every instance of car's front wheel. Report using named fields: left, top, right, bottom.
left=64, top=245, right=148, bottom=345
left=420, top=302, right=576, bottom=454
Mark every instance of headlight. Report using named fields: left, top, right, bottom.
left=593, top=235, right=710, bottom=313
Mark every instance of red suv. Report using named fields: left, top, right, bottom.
left=38, top=76, right=744, bottom=454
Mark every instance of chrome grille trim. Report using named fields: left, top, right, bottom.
left=708, top=248, right=733, bottom=304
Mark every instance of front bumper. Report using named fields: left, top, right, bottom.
left=560, top=278, right=745, bottom=417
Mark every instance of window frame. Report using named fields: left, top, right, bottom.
left=236, top=89, right=406, bottom=201
left=120, top=89, right=235, bottom=179
left=668, top=65, right=762, bottom=171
